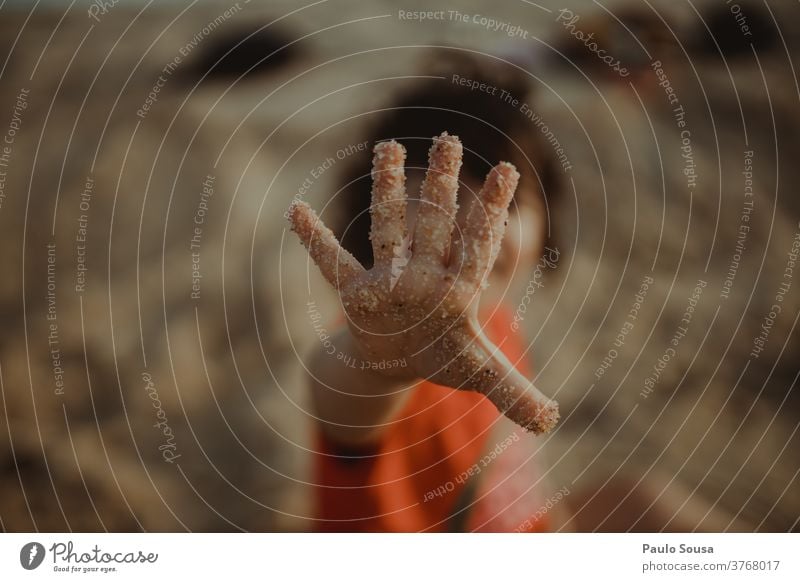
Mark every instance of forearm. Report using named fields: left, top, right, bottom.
left=307, top=327, right=417, bottom=447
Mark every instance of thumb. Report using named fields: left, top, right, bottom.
left=457, top=328, right=560, bottom=434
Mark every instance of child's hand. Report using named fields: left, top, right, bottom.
left=288, top=133, right=559, bottom=434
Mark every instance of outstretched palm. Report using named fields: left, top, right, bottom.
left=289, top=133, right=558, bottom=434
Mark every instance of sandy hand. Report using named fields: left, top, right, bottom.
left=288, top=133, right=559, bottom=434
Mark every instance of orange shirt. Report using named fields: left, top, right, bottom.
left=313, top=304, right=549, bottom=532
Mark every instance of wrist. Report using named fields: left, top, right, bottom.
left=340, top=328, right=418, bottom=383
left=308, top=327, right=417, bottom=447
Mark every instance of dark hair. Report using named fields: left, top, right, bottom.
left=334, top=50, right=560, bottom=268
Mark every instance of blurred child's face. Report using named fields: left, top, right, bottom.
left=492, top=192, right=545, bottom=286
